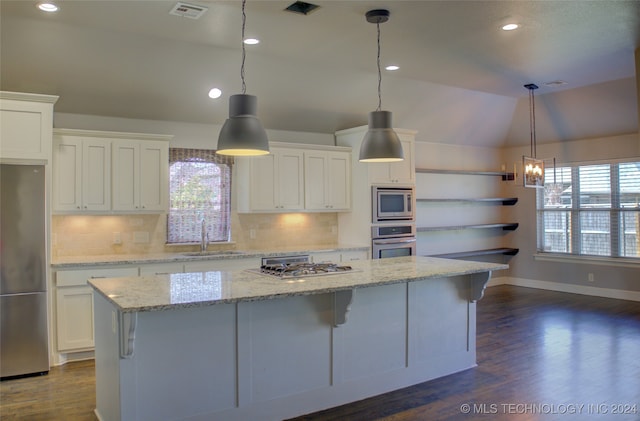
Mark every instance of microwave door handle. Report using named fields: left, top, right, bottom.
left=407, top=194, right=412, bottom=212
left=373, top=238, right=417, bottom=245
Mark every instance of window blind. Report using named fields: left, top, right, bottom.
left=537, top=160, right=640, bottom=259
left=167, top=148, right=233, bottom=243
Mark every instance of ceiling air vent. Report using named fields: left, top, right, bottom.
left=285, top=1, right=320, bottom=15
left=169, top=2, right=208, bottom=19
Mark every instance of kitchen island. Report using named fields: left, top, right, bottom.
left=90, top=256, right=507, bottom=421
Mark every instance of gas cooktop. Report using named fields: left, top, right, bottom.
left=248, top=255, right=355, bottom=279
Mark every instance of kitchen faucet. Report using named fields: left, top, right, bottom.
left=201, top=219, right=208, bottom=252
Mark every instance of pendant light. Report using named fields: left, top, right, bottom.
left=522, top=83, right=544, bottom=188
left=217, top=0, right=269, bottom=156
left=359, top=9, right=404, bottom=163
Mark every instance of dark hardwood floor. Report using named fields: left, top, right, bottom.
left=2, top=285, right=639, bottom=420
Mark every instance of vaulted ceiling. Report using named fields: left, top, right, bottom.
left=1, top=1, right=639, bottom=147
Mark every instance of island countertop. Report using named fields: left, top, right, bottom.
left=88, top=256, right=507, bottom=313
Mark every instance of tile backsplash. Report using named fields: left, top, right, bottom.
left=51, top=212, right=339, bottom=257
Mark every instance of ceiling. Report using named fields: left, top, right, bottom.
left=1, top=0, right=639, bottom=147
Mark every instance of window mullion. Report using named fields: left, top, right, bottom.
left=611, top=164, right=621, bottom=257
left=571, top=166, right=580, bottom=254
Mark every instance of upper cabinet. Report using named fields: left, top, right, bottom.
left=239, top=148, right=305, bottom=212
left=235, top=142, right=352, bottom=213
left=112, top=140, right=168, bottom=211
left=304, top=150, right=351, bottom=211
left=0, top=91, right=58, bottom=161
left=366, top=135, right=416, bottom=185
left=335, top=126, right=416, bottom=186
left=52, top=129, right=172, bottom=214
left=53, top=136, right=111, bottom=212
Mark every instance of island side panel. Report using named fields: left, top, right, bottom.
left=246, top=294, right=333, bottom=403
left=122, top=304, right=238, bottom=421
left=408, top=276, right=477, bottom=379
left=94, top=293, right=123, bottom=421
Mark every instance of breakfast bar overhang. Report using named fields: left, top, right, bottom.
left=89, top=256, right=507, bottom=421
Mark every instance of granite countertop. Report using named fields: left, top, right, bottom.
left=89, top=256, right=508, bottom=313
left=51, top=245, right=370, bottom=268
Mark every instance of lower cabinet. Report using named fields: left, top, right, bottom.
left=55, top=267, right=138, bottom=352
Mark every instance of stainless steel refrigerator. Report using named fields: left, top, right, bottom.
left=0, top=163, right=49, bottom=379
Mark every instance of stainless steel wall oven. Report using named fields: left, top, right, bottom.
left=371, top=224, right=417, bottom=259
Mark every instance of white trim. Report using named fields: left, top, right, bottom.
left=534, top=253, right=640, bottom=268
left=488, top=276, right=640, bottom=302
left=0, top=91, right=59, bottom=104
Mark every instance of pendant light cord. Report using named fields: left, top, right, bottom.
left=528, top=86, right=537, bottom=158
left=241, top=0, right=247, bottom=94
left=376, top=21, right=382, bottom=111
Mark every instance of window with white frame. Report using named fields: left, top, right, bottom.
left=167, top=148, right=233, bottom=244
left=536, top=159, right=640, bottom=259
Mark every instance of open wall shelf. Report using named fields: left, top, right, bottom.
left=417, top=223, right=519, bottom=232
left=416, top=168, right=515, bottom=180
left=429, top=248, right=520, bottom=259
left=416, top=197, right=518, bottom=206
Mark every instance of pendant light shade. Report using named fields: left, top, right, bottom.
left=359, top=9, right=403, bottom=163
left=359, top=110, right=404, bottom=162
left=217, top=94, right=269, bottom=156
left=216, top=0, right=269, bottom=156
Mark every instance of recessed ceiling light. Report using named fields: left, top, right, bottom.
left=385, top=65, right=400, bottom=71
left=38, top=2, right=59, bottom=12
left=243, top=38, right=260, bottom=45
left=501, top=23, right=519, bottom=31
left=208, top=88, right=222, bottom=99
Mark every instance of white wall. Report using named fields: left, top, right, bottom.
left=53, top=113, right=335, bottom=148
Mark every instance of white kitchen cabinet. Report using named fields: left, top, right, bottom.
left=236, top=142, right=352, bottom=214
left=112, top=139, right=169, bottom=212
left=53, top=135, right=111, bottom=212
left=304, top=150, right=351, bottom=211
left=237, top=147, right=305, bottom=212
left=367, top=136, right=415, bottom=185
left=55, top=266, right=138, bottom=352
left=0, top=92, right=58, bottom=161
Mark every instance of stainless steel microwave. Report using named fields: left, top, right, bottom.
left=372, top=186, right=415, bottom=222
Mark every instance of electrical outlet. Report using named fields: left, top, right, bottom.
left=113, top=232, right=122, bottom=245
left=249, top=229, right=256, bottom=240
left=331, top=225, right=338, bottom=235
left=588, top=273, right=594, bottom=282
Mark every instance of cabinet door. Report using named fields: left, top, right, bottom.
left=82, top=139, right=111, bottom=211
left=56, top=285, right=95, bottom=351
left=305, top=151, right=351, bottom=211
left=140, top=141, right=168, bottom=211
left=388, top=138, right=415, bottom=184
left=368, top=138, right=415, bottom=184
left=327, top=152, right=351, bottom=210
left=112, top=141, right=140, bottom=211
left=0, top=97, right=54, bottom=161
left=250, top=153, right=278, bottom=211
left=304, top=152, right=329, bottom=210
left=53, top=137, right=83, bottom=211
left=276, top=150, right=304, bottom=210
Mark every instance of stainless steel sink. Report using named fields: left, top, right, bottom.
left=181, top=251, right=246, bottom=257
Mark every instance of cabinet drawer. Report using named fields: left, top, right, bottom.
left=56, top=267, right=139, bottom=287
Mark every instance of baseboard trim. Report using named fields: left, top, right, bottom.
left=489, top=276, right=640, bottom=302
